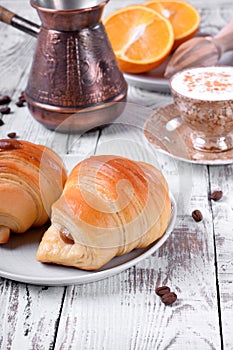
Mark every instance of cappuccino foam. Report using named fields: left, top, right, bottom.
left=171, top=66, right=233, bottom=101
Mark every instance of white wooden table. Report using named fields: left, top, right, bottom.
left=0, top=1, right=233, bottom=349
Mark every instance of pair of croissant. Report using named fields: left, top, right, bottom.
left=0, top=139, right=171, bottom=270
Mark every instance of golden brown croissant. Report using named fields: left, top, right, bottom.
left=37, top=155, right=171, bottom=270
left=0, top=139, right=67, bottom=243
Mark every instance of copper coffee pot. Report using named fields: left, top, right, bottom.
left=0, top=0, right=128, bottom=132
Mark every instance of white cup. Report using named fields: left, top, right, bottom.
left=170, top=66, right=233, bottom=152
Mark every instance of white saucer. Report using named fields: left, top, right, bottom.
left=144, top=104, right=233, bottom=165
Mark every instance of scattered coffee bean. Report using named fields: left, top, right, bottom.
left=0, top=95, right=11, bottom=105
left=156, top=286, right=171, bottom=297
left=0, top=120, right=4, bottom=126
left=16, top=100, right=25, bottom=107
left=161, top=292, right=177, bottom=305
left=19, top=91, right=26, bottom=100
left=156, top=285, right=177, bottom=306
left=15, top=91, right=26, bottom=107
left=0, top=107, right=11, bottom=115
left=7, top=132, right=17, bottom=139
left=19, top=95, right=26, bottom=103
left=192, top=209, right=203, bottom=222
left=209, top=190, right=223, bottom=201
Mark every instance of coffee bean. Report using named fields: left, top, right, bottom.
left=20, top=91, right=26, bottom=99
left=16, top=100, right=25, bottom=107
left=192, top=209, right=203, bottom=222
left=0, top=95, right=11, bottom=105
left=161, top=292, right=177, bottom=305
left=156, top=286, right=171, bottom=296
left=0, top=120, right=4, bottom=126
left=19, top=95, right=26, bottom=103
left=0, top=107, right=11, bottom=115
left=16, top=91, right=26, bottom=106
left=7, top=132, right=17, bottom=139
left=209, top=190, right=223, bottom=201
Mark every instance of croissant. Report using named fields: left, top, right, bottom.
left=37, top=155, right=171, bottom=270
left=0, top=139, right=67, bottom=243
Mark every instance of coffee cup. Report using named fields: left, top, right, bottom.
left=169, top=66, right=233, bottom=152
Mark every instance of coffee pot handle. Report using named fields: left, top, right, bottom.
left=0, top=5, right=40, bottom=37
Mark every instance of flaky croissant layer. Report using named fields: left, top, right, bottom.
left=37, top=155, right=171, bottom=270
left=0, top=139, right=67, bottom=243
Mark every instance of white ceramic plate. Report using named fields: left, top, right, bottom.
left=0, top=198, right=176, bottom=286
left=124, top=58, right=169, bottom=92
left=124, top=51, right=233, bottom=92
left=0, top=158, right=177, bottom=286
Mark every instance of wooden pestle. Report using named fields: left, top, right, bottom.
left=165, top=21, right=233, bottom=78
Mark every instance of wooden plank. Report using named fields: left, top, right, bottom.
left=0, top=8, right=66, bottom=349
left=0, top=4, right=43, bottom=142
left=0, top=280, right=66, bottom=350
left=209, top=164, right=233, bottom=349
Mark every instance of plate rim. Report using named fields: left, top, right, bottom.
left=0, top=194, right=177, bottom=286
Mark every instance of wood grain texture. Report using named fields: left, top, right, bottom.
left=0, top=1, right=232, bottom=349
left=209, top=165, right=233, bottom=350
left=0, top=279, right=66, bottom=350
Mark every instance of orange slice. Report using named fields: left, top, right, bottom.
left=103, top=5, right=174, bottom=74
left=144, top=0, right=201, bottom=48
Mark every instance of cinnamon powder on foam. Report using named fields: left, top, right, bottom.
left=171, top=67, right=233, bottom=101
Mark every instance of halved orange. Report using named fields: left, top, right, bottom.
left=144, top=0, right=201, bottom=48
left=103, top=5, right=174, bottom=74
